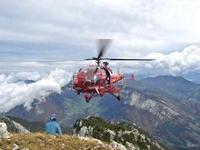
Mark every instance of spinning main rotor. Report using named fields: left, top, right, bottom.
left=0, top=39, right=155, bottom=64
left=85, top=39, right=154, bottom=71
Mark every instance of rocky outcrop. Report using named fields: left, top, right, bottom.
left=126, top=91, right=180, bottom=120
left=12, top=121, right=29, bottom=133
left=0, top=115, right=29, bottom=133
left=78, top=136, right=126, bottom=150
left=73, top=116, right=166, bottom=150
left=0, top=122, right=10, bottom=139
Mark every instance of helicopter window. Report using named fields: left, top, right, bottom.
left=85, top=68, right=95, bottom=80
left=83, top=67, right=107, bottom=82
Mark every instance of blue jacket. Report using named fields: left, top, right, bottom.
left=44, top=121, right=62, bottom=135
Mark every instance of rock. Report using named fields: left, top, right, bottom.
left=79, top=126, right=89, bottom=137
left=12, top=121, right=30, bottom=133
left=0, top=116, right=30, bottom=133
left=75, top=126, right=93, bottom=137
left=0, top=122, right=10, bottom=139
left=13, top=143, right=20, bottom=150
left=78, top=136, right=113, bottom=149
left=106, top=129, right=116, bottom=141
left=111, top=141, right=127, bottom=150
left=126, top=142, right=137, bottom=150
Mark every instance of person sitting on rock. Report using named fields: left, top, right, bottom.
left=44, top=113, right=62, bottom=135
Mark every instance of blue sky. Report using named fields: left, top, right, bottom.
left=0, top=0, right=200, bottom=74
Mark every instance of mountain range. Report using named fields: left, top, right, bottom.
left=6, top=75, right=200, bottom=149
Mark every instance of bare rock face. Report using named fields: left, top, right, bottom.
left=0, top=116, right=30, bottom=134
left=77, top=126, right=89, bottom=137
left=12, top=121, right=30, bottom=133
left=111, top=141, right=127, bottom=150
left=0, top=122, right=10, bottom=139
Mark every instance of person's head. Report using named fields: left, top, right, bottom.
left=49, top=113, right=57, bottom=121
left=103, top=61, right=109, bottom=67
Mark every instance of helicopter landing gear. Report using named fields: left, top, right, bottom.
left=84, top=94, right=91, bottom=103
left=110, top=92, right=121, bottom=101
left=86, top=99, right=90, bottom=103
left=113, top=94, right=121, bottom=101
left=117, top=95, right=121, bottom=101
left=84, top=93, right=95, bottom=103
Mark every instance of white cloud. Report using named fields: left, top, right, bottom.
left=109, top=45, right=200, bottom=75
left=145, top=45, right=200, bottom=75
left=0, top=0, right=200, bottom=74
left=0, top=60, right=90, bottom=73
left=0, top=72, right=42, bottom=83
left=0, top=69, right=72, bottom=112
left=1, top=0, right=200, bottom=58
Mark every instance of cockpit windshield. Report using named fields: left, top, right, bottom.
left=80, top=66, right=107, bottom=81
left=85, top=67, right=96, bottom=80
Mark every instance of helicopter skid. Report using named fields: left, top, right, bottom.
left=81, top=85, right=120, bottom=102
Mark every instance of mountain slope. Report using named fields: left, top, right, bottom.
left=130, top=75, right=200, bottom=102
left=73, top=116, right=166, bottom=150
left=0, top=115, right=29, bottom=133
left=6, top=75, right=200, bottom=149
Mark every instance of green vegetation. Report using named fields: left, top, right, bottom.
left=74, top=116, right=166, bottom=150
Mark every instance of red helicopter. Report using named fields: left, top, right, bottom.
left=72, top=39, right=154, bottom=102
left=0, top=39, right=154, bottom=102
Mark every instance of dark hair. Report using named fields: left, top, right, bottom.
left=49, top=113, right=57, bottom=121
left=50, top=118, right=56, bottom=121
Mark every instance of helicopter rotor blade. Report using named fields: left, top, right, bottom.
left=100, top=58, right=155, bottom=61
left=97, top=39, right=112, bottom=60
left=91, top=39, right=112, bottom=74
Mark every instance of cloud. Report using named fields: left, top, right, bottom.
left=0, top=69, right=72, bottom=112
left=0, top=60, right=91, bottom=73
left=143, top=45, right=200, bottom=75
left=0, top=0, right=200, bottom=75
left=1, top=45, right=199, bottom=76
left=109, top=45, right=200, bottom=75
left=0, top=72, right=42, bottom=83
left=1, top=0, right=200, bottom=63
